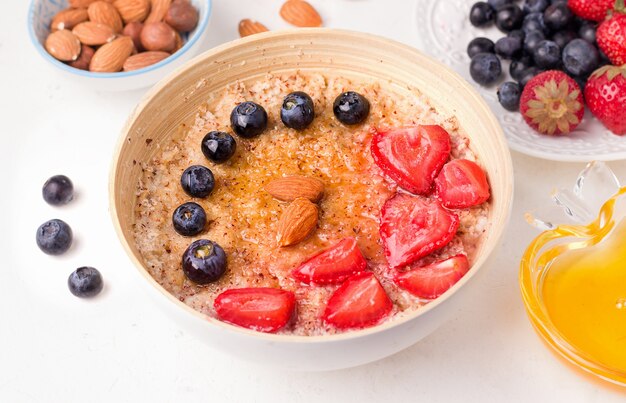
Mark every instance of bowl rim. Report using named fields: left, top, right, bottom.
left=27, top=0, right=212, bottom=79
left=109, top=28, right=514, bottom=344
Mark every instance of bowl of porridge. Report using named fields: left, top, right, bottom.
left=110, top=29, right=513, bottom=371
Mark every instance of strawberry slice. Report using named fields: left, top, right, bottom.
left=292, top=237, right=367, bottom=285
left=323, top=272, right=393, bottom=330
left=395, top=254, right=470, bottom=299
left=380, top=193, right=459, bottom=269
left=214, top=288, right=296, bottom=333
left=371, top=125, right=451, bottom=195
left=435, top=159, right=490, bottom=209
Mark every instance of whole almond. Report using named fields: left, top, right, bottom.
left=72, top=21, right=116, bottom=45
left=113, top=0, right=151, bottom=23
left=50, top=8, right=89, bottom=32
left=140, top=21, right=176, bottom=52
left=123, top=50, right=169, bottom=71
left=45, top=30, right=82, bottom=61
left=145, top=0, right=171, bottom=23
left=89, top=36, right=134, bottom=72
left=122, top=21, right=144, bottom=50
left=165, top=0, right=199, bottom=32
left=265, top=176, right=324, bottom=203
left=88, top=1, right=124, bottom=32
left=68, top=44, right=95, bottom=70
left=280, top=0, right=322, bottom=27
left=238, top=19, right=269, bottom=37
left=276, top=197, right=318, bottom=247
left=69, top=0, right=98, bottom=7
left=173, top=30, right=183, bottom=52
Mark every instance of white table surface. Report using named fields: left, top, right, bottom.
left=2, top=0, right=626, bottom=401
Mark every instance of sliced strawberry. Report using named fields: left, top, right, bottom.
left=292, top=237, right=367, bottom=285
left=371, top=125, right=451, bottom=195
left=395, top=254, right=470, bottom=299
left=435, top=159, right=490, bottom=209
left=323, top=272, right=393, bottom=330
left=380, top=193, right=459, bottom=269
left=214, top=288, right=296, bottom=333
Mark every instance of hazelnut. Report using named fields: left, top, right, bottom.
left=123, top=21, right=144, bottom=51
left=68, top=44, right=95, bottom=70
left=164, top=0, right=198, bottom=32
left=140, top=21, right=176, bottom=52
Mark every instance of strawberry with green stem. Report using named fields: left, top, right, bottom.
left=597, top=0, right=626, bottom=65
left=585, top=65, right=626, bottom=135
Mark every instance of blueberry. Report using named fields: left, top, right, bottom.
left=524, top=0, right=549, bottom=14
left=578, top=22, right=597, bottom=44
left=495, top=4, right=524, bottom=32
left=181, top=165, right=214, bottom=198
left=488, top=0, right=513, bottom=9
left=470, top=2, right=495, bottom=27
left=172, top=202, right=206, bottom=236
left=201, top=131, right=236, bottom=163
left=551, top=30, right=577, bottom=49
left=533, top=40, right=561, bottom=69
left=510, top=55, right=534, bottom=81
left=508, top=29, right=525, bottom=41
left=42, top=175, right=74, bottom=206
left=230, top=101, right=268, bottom=138
left=182, top=239, right=227, bottom=284
left=467, top=37, right=495, bottom=58
left=281, top=91, right=315, bottom=130
left=36, top=219, right=72, bottom=255
left=495, top=36, right=523, bottom=60
left=333, top=91, right=370, bottom=125
left=523, top=12, right=548, bottom=35
left=573, top=76, right=587, bottom=92
left=470, top=53, right=502, bottom=86
left=68, top=267, right=103, bottom=298
left=562, top=39, right=599, bottom=77
left=518, top=66, right=544, bottom=87
left=544, top=3, right=572, bottom=32
left=524, top=30, right=546, bottom=54
left=497, top=82, right=522, bottom=111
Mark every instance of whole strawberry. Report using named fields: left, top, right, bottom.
left=585, top=65, right=626, bottom=135
left=520, top=70, right=584, bottom=135
left=568, top=0, right=614, bottom=22
left=597, top=0, right=626, bottom=65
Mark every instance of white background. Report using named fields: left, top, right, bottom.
left=2, top=0, right=626, bottom=401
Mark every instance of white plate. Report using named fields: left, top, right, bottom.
left=416, top=0, right=626, bottom=161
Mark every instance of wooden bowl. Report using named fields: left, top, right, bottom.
left=110, top=29, right=513, bottom=371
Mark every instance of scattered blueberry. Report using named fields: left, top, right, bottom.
left=551, top=30, right=577, bottom=49
left=467, top=37, right=495, bottom=58
left=182, top=239, right=227, bottom=284
left=533, top=40, right=561, bottom=69
left=68, top=267, right=103, bottom=298
left=180, top=165, right=215, bottom=198
left=201, top=131, right=236, bottom=163
left=495, top=4, right=524, bottom=32
left=36, top=219, right=73, bottom=255
left=578, top=22, right=597, bottom=44
left=495, top=36, right=523, bottom=59
left=543, top=2, right=572, bottom=32
left=519, top=66, right=544, bottom=87
left=281, top=91, right=315, bottom=130
left=470, top=53, right=502, bottom=85
left=230, top=101, right=268, bottom=138
left=488, top=0, right=513, bottom=10
left=42, top=175, right=74, bottom=206
left=562, top=39, right=599, bottom=77
left=333, top=91, right=370, bottom=125
left=497, top=82, right=522, bottom=111
left=524, top=30, right=546, bottom=54
left=522, top=12, right=548, bottom=35
left=510, top=55, right=534, bottom=81
left=172, top=202, right=206, bottom=236
left=470, top=2, right=495, bottom=27
left=523, top=0, right=549, bottom=14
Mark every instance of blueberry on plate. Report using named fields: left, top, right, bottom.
left=533, top=40, right=561, bottom=69
left=68, top=267, right=103, bottom=298
left=497, top=82, right=521, bottom=111
left=487, top=0, right=513, bottom=9
left=36, top=219, right=72, bottom=255
left=333, top=91, right=370, bottom=125
left=495, top=4, right=524, bottom=33
left=42, top=175, right=74, bottom=206
left=281, top=91, right=315, bottom=130
left=230, top=101, right=268, bottom=138
left=551, top=30, right=577, bottom=49
left=470, top=2, right=495, bottom=27
left=523, top=0, right=549, bottom=14
left=562, top=39, right=599, bottom=77
left=181, top=165, right=215, bottom=198
left=510, top=54, right=534, bottom=81
left=543, top=2, right=572, bottom=32
left=470, top=53, right=502, bottom=86
left=172, top=202, right=206, bottom=236
left=467, top=37, right=495, bottom=58
left=522, top=12, right=548, bottom=36
left=518, top=66, right=544, bottom=87
left=201, top=131, right=236, bottom=163
left=182, top=239, right=227, bottom=284
left=524, top=30, right=546, bottom=54
left=578, top=22, right=597, bottom=44
left=495, top=36, right=523, bottom=60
